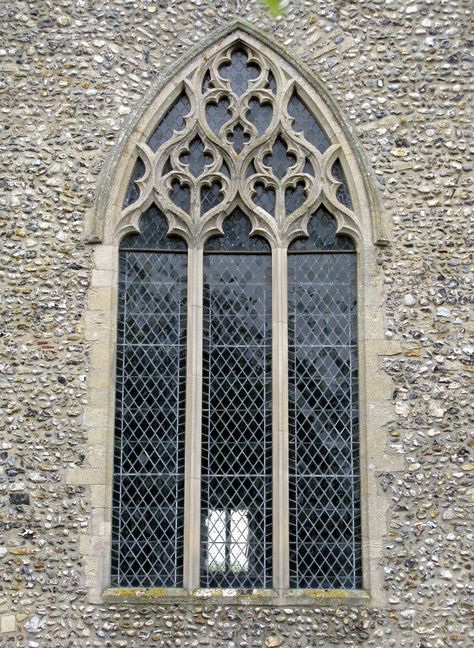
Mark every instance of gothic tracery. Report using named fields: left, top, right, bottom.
left=116, top=42, right=358, bottom=247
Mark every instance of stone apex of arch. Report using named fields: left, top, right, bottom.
left=84, top=18, right=390, bottom=247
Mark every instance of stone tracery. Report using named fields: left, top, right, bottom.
left=117, top=41, right=358, bottom=248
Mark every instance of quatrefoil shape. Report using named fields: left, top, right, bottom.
left=179, top=136, right=214, bottom=177
left=218, top=48, right=261, bottom=95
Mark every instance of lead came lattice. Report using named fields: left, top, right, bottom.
left=113, top=35, right=363, bottom=592
left=288, top=210, right=361, bottom=590
left=201, top=210, right=272, bottom=588
left=111, top=208, right=187, bottom=588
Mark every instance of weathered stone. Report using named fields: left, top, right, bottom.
left=0, top=1, right=471, bottom=647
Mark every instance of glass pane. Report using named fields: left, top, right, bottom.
left=205, top=207, right=271, bottom=252
left=332, top=159, right=353, bottom=209
left=120, top=204, right=187, bottom=251
left=288, top=244, right=361, bottom=589
left=206, top=97, right=231, bottom=134
left=201, top=212, right=272, bottom=588
left=218, top=48, right=260, bottom=95
left=112, top=211, right=187, bottom=588
left=147, top=91, right=190, bottom=152
left=288, top=90, right=330, bottom=153
left=123, top=157, right=145, bottom=208
left=289, top=205, right=355, bottom=252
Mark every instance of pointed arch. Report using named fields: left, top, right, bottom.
left=84, top=20, right=390, bottom=249
left=79, top=22, right=399, bottom=606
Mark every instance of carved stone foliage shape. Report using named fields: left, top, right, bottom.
left=116, top=41, right=360, bottom=248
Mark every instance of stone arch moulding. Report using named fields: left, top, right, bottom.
left=84, top=19, right=390, bottom=248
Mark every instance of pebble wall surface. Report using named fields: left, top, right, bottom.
left=0, top=0, right=472, bottom=646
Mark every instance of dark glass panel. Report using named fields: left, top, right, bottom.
left=263, top=136, right=296, bottom=179
left=120, top=204, right=186, bottom=250
left=247, top=97, right=273, bottom=135
left=201, top=210, right=271, bottom=588
left=266, top=71, right=277, bottom=94
left=227, top=123, right=250, bottom=154
left=201, top=181, right=223, bottom=214
left=288, top=244, right=361, bottom=589
left=218, top=47, right=260, bottom=95
left=288, top=206, right=355, bottom=252
left=170, top=180, right=191, bottom=214
left=123, top=157, right=145, bottom=208
left=206, top=97, right=231, bottom=134
left=285, top=181, right=306, bottom=214
left=179, top=136, right=213, bottom=177
left=205, top=207, right=271, bottom=252
left=252, top=182, right=276, bottom=216
left=147, top=92, right=190, bottom=152
left=202, top=70, right=212, bottom=92
left=112, top=210, right=187, bottom=588
left=303, top=159, right=314, bottom=176
left=332, top=158, right=353, bottom=209
left=288, top=90, right=331, bottom=153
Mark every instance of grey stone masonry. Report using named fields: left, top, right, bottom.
left=0, top=1, right=472, bottom=647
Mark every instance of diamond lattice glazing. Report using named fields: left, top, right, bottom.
left=123, top=157, right=146, bottom=208
left=112, top=212, right=187, bottom=588
left=288, top=209, right=361, bottom=590
left=289, top=206, right=355, bottom=252
left=218, top=48, right=260, bottom=95
left=332, top=159, right=353, bottom=209
left=201, top=211, right=272, bottom=588
left=288, top=91, right=331, bottom=153
left=147, top=92, right=191, bottom=152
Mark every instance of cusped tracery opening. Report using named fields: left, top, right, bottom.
left=119, top=38, right=356, bottom=247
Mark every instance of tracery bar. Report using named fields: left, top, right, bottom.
left=288, top=206, right=362, bottom=589
left=111, top=206, right=187, bottom=587
left=200, top=209, right=272, bottom=588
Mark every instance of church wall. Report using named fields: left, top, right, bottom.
left=0, top=1, right=472, bottom=646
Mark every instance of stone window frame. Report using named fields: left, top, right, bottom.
left=77, top=22, right=402, bottom=607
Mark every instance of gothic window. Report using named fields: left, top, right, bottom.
left=110, top=39, right=363, bottom=592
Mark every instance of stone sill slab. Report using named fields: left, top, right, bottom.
left=102, top=588, right=370, bottom=607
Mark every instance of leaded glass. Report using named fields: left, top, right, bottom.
left=170, top=180, right=191, bottom=214
left=113, top=37, right=364, bottom=593
left=205, top=97, right=231, bottom=134
left=201, top=181, right=223, bottom=214
left=288, top=209, right=361, bottom=589
left=288, top=90, right=331, bottom=153
left=252, top=182, right=276, bottom=216
left=147, top=92, right=190, bottom=152
left=111, top=209, right=187, bottom=588
left=263, top=137, right=296, bottom=179
left=120, top=205, right=186, bottom=250
left=332, top=159, right=353, bottom=209
left=247, top=97, right=273, bottom=135
left=218, top=48, right=260, bottom=95
left=227, top=123, right=250, bottom=154
left=285, top=181, right=307, bottom=215
left=289, top=205, right=355, bottom=252
left=123, top=157, right=145, bottom=208
left=201, top=210, right=272, bottom=588
left=180, top=136, right=213, bottom=177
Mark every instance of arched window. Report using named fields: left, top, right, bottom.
left=109, top=39, right=361, bottom=592
left=83, top=27, right=391, bottom=602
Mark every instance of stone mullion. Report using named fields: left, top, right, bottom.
left=272, top=246, right=290, bottom=591
left=182, top=245, right=204, bottom=591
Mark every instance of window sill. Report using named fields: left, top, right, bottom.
left=102, top=587, right=370, bottom=607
